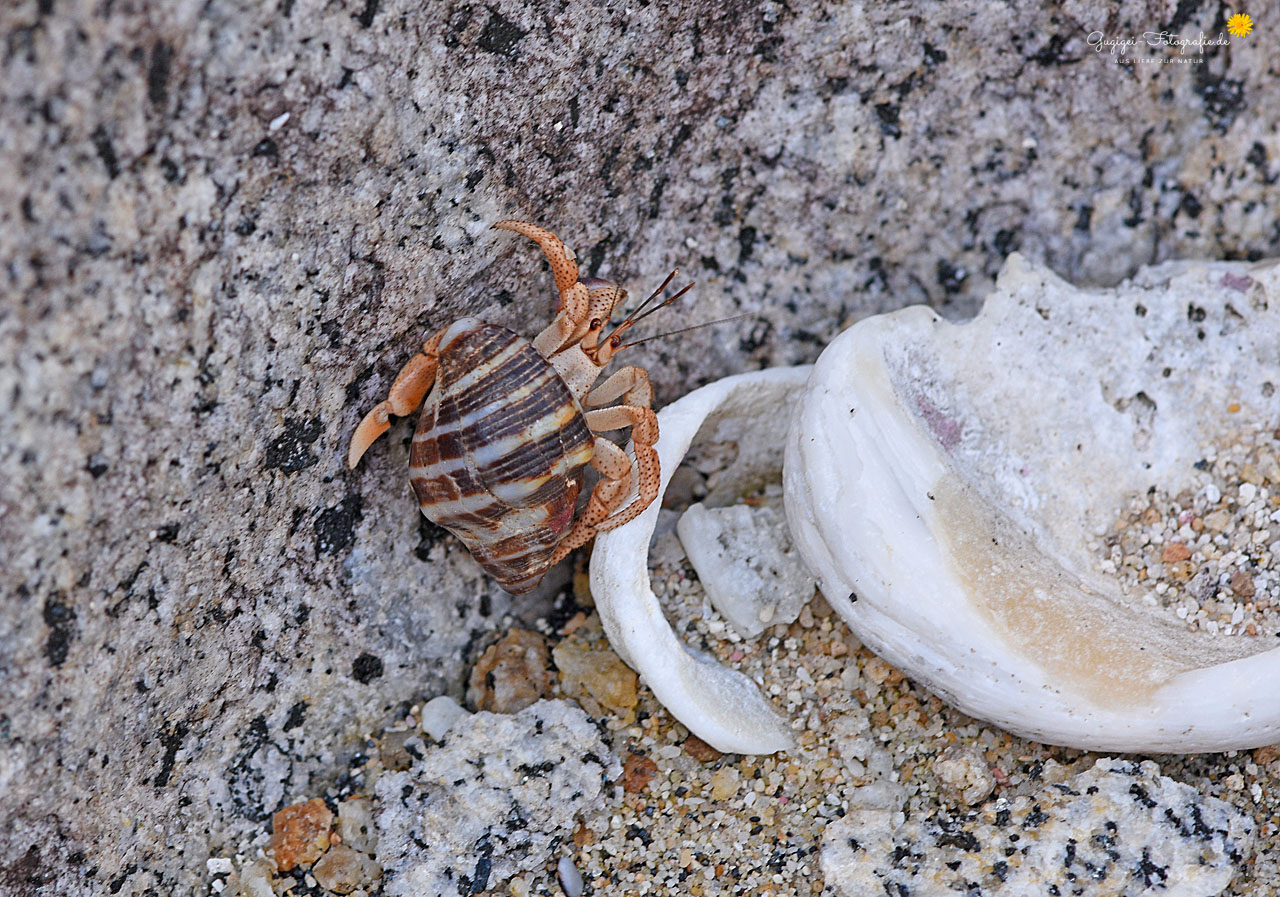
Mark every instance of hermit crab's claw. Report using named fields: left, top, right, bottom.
left=493, top=220, right=580, bottom=306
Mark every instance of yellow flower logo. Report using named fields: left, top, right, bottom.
left=1227, top=12, right=1253, bottom=37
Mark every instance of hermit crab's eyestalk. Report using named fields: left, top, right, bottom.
left=589, top=271, right=695, bottom=366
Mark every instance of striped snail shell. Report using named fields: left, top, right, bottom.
left=409, top=317, right=595, bottom=594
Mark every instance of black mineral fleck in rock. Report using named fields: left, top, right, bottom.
left=477, top=9, right=527, bottom=57
left=264, top=416, right=322, bottom=473
left=315, top=495, right=363, bottom=557
left=351, top=652, right=384, bottom=683
left=43, top=596, right=77, bottom=667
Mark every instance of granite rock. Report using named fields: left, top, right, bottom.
left=2, top=0, right=1278, bottom=892
left=823, top=758, right=1255, bottom=897
left=373, top=700, right=618, bottom=896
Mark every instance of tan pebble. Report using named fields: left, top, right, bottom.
left=1254, top=744, right=1280, bottom=765
left=623, top=752, right=658, bottom=794
left=934, top=744, right=996, bottom=805
left=311, top=844, right=380, bottom=895
left=237, top=859, right=275, bottom=897
left=864, top=655, right=904, bottom=686
left=1246, top=623, right=1259, bottom=636
left=377, top=730, right=415, bottom=772
left=572, top=564, right=595, bottom=608
left=268, top=798, right=333, bottom=872
left=467, top=629, right=552, bottom=714
left=559, top=610, right=588, bottom=636
left=1161, top=542, right=1192, bottom=564
left=811, top=591, right=834, bottom=617
left=709, top=766, right=740, bottom=801
left=890, top=694, right=919, bottom=716
left=1205, top=510, right=1233, bottom=532
left=798, top=604, right=815, bottom=629
left=572, top=824, right=595, bottom=848
left=1231, top=570, right=1257, bottom=598
left=553, top=636, right=638, bottom=714
left=1191, top=517, right=1205, bottom=532
left=1142, top=507, right=1162, bottom=525
left=1169, top=560, right=1194, bottom=581
left=682, top=734, right=723, bottom=764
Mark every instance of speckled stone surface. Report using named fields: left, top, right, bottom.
left=2, top=0, right=1279, bottom=893
left=374, top=700, right=618, bottom=896
left=822, top=758, right=1255, bottom=897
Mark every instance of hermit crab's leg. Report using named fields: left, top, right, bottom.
left=582, top=404, right=660, bottom=532
left=493, top=220, right=593, bottom=357
left=549, top=437, right=636, bottom=565
left=347, top=328, right=445, bottom=469
left=585, top=365, right=654, bottom=409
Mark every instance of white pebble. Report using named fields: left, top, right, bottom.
left=1204, top=483, right=1222, bottom=504
left=1239, top=482, right=1258, bottom=504
left=557, top=857, right=584, bottom=897
left=206, top=857, right=233, bottom=875
left=420, top=695, right=470, bottom=742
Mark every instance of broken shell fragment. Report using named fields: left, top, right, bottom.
left=590, top=367, right=812, bottom=754
left=785, top=254, right=1280, bottom=752
left=676, top=501, right=817, bottom=639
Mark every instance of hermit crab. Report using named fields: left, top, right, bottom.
left=348, top=221, right=691, bottom=594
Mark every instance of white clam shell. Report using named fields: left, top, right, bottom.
left=590, top=366, right=811, bottom=754
left=785, top=254, right=1280, bottom=752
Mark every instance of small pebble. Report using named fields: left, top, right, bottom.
left=623, top=752, right=658, bottom=793
left=206, top=857, right=233, bottom=875
left=237, top=860, right=275, bottom=897
left=709, top=766, right=741, bottom=801
left=1231, top=570, right=1257, bottom=599
left=267, top=798, right=333, bottom=872
left=556, top=857, right=584, bottom=897
left=933, top=744, right=996, bottom=806
left=553, top=628, right=638, bottom=716
left=467, top=629, right=553, bottom=713
left=420, top=695, right=470, bottom=742
left=682, top=734, right=724, bottom=763
left=311, top=844, right=381, bottom=895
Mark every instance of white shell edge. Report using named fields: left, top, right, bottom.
left=590, top=366, right=812, bottom=755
